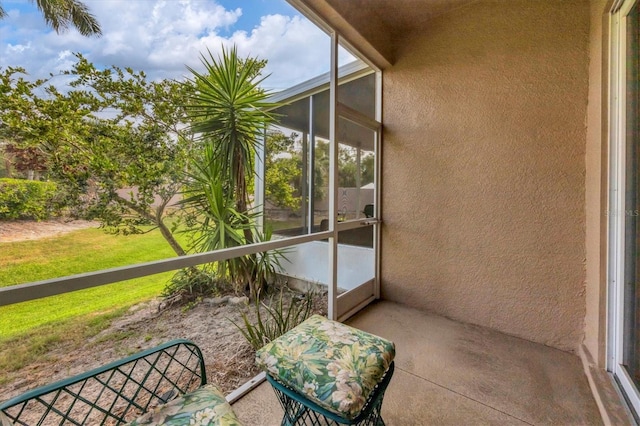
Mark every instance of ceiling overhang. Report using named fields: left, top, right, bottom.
left=288, top=0, right=394, bottom=69
left=289, top=0, right=478, bottom=70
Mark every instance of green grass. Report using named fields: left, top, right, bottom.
left=0, top=307, right=130, bottom=385
left=0, top=227, right=177, bottom=286
left=0, top=227, right=181, bottom=339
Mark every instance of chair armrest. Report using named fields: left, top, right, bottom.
left=0, top=339, right=207, bottom=425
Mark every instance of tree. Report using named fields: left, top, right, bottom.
left=185, top=46, right=276, bottom=242
left=183, top=46, right=283, bottom=297
left=186, top=47, right=276, bottom=218
left=361, top=153, right=375, bottom=185
left=68, top=57, right=195, bottom=256
left=0, top=57, right=194, bottom=256
left=179, top=143, right=254, bottom=284
left=337, top=146, right=375, bottom=188
left=0, top=0, right=101, bottom=36
left=0, top=66, right=95, bottom=185
left=313, top=140, right=330, bottom=201
left=265, top=131, right=302, bottom=210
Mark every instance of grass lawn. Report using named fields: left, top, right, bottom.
left=0, top=227, right=180, bottom=339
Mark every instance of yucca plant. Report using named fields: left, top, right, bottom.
left=249, top=224, right=289, bottom=298
left=185, top=45, right=277, bottom=226
left=182, top=45, right=281, bottom=298
left=231, top=288, right=315, bottom=351
left=179, top=143, right=254, bottom=289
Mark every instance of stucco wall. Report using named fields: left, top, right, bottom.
left=381, top=0, right=591, bottom=351
left=583, top=0, right=610, bottom=367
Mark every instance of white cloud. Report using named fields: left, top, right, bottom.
left=229, top=14, right=331, bottom=90
left=7, top=42, right=30, bottom=53
left=0, top=0, right=354, bottom=90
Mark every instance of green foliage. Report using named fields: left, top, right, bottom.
left=304, top=141, right=374, bottom=197
left=177, top=144, right=288, bottom=297
left=0, top=66, right=94, bottom=177
left=361, top=153, right=375, bottom=185
left=250, top=226, right=289, bottom=295
left=0, top=0, right=101, bottom=37
left=179, top=145, right=292, bottom=296
left=181, top=45, right=285, bottom=298
left=314, top=140, right=330, bottom=201
left=0, top=58, right=194, bottom=256
left=0, top=178, right=58, bottom=220
left=179, top=144, right=254, bottom=286
left=265, top=131, right=302, bottom=210
left=61, top=57, right=195, bottom=255
left=186, top=46, right=277, bottom=218
left=0, top=156, right=7, bottom=178
left=339, top=160, right=358, bottom=187
left=338, top=147, right=374, bottom=188
left=163, top=268, right=225, bottom=300
left=231, top=288, right=314, bottom=351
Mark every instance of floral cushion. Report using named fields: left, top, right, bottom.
left=128, top=384, right=243, bottom=426
left=256, top=315, right=395, bottom=420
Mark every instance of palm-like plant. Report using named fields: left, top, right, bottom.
left=180, top=143, right=254, bottom=285
left=186, top=46, right=277, bottom=226
left=180, top=143, right=288, bottom=296
left=182, top=46, right=283, bottom=298
left=0, top=0, right=101, bottom=36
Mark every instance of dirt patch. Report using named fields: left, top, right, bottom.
left=0, top=219, right=97, bottom=242
left=10, top=299, right=259, bottom=400
left=3, top=292, right=326, bottom=405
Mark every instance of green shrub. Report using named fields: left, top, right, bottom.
left=231, top=288, right=314, bottom=351
left=0, top=178, right=58, bottom=220
left=163, top=267, right=226, bottom=300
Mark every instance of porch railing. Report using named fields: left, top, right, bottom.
left=0, top=231, right=332, bottom=307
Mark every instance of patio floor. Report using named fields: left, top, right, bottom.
left=232, top=300, right=603, bottom=425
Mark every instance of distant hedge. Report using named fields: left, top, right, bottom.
left=0, top=178, right=58, bottom=220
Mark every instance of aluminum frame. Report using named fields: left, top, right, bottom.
left=607, top=0, right=640, bottom=417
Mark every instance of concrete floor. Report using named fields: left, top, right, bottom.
left=232, top=301, right=603, bottom=425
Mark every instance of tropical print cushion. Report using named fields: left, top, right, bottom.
left=128, top=384, right=243, bottom=426
left=256, top=315, right=395, bottom=420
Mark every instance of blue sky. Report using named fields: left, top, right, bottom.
left=0, top=0, right=347, bottom=90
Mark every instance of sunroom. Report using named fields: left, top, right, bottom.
left=260, top=58, right=381, bottom=318
left=245, top=0, right=640, bottom=422
left=1, top=0, right=639, bottom=424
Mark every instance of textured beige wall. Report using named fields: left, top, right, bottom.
left=381, top=0, right=591, bottom=351
left=583, top=0, right=610, bottom=367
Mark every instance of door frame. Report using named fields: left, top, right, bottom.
left=608, top=0, right=640, bottom=417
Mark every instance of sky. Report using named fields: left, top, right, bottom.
left=0, top=0, right=351, bottom=91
